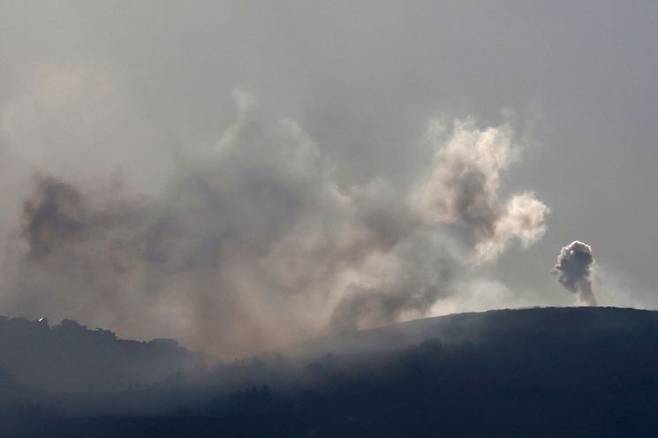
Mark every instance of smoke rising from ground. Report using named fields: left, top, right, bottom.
left=0, top=0, right=656, bottom=356
left=553, top=241, right=597, bottom=306
left=1, top=91, right=548, bottom=357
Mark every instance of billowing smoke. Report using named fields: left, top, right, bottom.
left=552, top=241, right=597, bottom=306
left=2, top=93, right=548, bottom=357
left=329, top=232, right=456, bottom=332
left=413, top=119, right=549, bottom=261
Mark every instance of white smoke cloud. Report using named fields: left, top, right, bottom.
left=413, top=119, right=549, bottom=261
left=0, top=78, right=549, bottom=357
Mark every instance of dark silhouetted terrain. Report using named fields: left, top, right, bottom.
left=0, top=316, right=202, bottom=393
left=3, top=307, right=658, bottom=437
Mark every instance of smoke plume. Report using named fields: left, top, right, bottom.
left=413, top=120, right=549, bottom=261
left=2, top=94, right=548, bottom=357
left=553, top=241, right=597, bottom=306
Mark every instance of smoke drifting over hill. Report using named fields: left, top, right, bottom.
left=0, top=0, right=656, bottom=359
left=0, top=92, right=549, bottom=357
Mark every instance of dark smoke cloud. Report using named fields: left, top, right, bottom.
left=553, top=241, right=597, bottom=306
left=22, top=177, right=90, bottom=259
left=4, top=95, right=548, bottom=357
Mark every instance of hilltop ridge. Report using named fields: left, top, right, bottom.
left=0, top=315, right=202, bottom=393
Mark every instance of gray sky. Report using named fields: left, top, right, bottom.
left=0, top=1, right=656, bottom=355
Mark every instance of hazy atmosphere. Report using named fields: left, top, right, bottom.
left=1, top=1, right=657, bottom=358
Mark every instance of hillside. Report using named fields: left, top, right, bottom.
left=5, top=306, right=658, bottom=437
left=286, top=306, right=658, bottom=359
left=0, top=316, right=202, bottom=393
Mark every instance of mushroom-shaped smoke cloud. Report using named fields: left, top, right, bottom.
left=552, top=240, right=597, bottom=306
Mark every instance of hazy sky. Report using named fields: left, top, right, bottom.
left=0, top=1, right=656, bottom=355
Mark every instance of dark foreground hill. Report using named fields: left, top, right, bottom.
left=6, top=307, right=658, bottom=437
left=0, top=316, right=202, bottom=393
